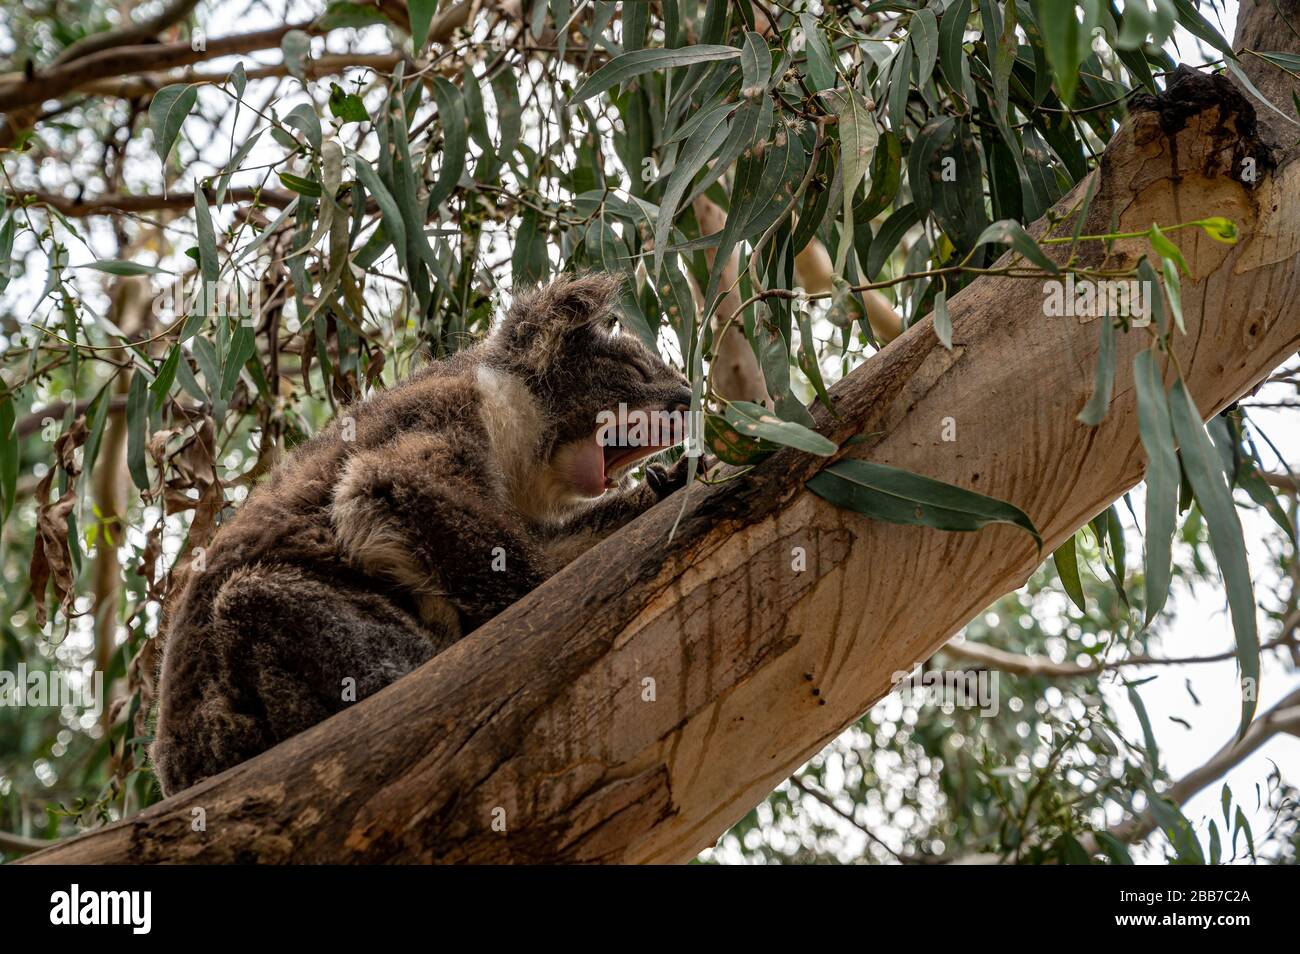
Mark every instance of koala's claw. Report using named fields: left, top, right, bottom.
left=646, top=454, right=715, bottom=498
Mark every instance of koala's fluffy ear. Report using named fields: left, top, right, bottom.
left=493, top=272, right=624, bottom=356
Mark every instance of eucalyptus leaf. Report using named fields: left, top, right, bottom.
left=148, top=84, right=197, bottom=167
left=570, top=45, right=743, bottom=105
left=1167, top=377, right=1259, bottom=736
left=807, top=459, right=1041, bottom=546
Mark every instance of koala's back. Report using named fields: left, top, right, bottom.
left=151, top=352, right=492, bottom=794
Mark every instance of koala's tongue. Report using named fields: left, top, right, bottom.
left=570, top=431, right=608, bottom=497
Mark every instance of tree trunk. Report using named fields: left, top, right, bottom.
left=25, top=3, right=1300, bottom=864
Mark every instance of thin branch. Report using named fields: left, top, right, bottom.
left=1264, top=471, right=1300, bottom=493
left=51, top=0, right=202, bottom=66
left=0, top=830, right=49, bottom=855
left=938, top=631, right=1300, bottom=677
left=7, top=187, right=295, bottom=218
left=77, top=53, right=405, bottom=101
left=788, top=776, right=904, bottom=862
left=1104, top=685, right=1300, bottom=847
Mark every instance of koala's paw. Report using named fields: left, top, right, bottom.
left=646, top=454, right=715, bottom=499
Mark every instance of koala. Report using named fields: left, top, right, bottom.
left=151, top=273, right=695, bottom=795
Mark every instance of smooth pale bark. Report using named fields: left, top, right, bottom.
left=25, top=5, right=1300, bottom=865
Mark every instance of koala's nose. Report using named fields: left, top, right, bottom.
left=667, top=386, right=693, bottom=413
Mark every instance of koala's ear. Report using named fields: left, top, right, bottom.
left=494, top=272, right=624, bottom=349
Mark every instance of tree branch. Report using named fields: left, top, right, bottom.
left=0, top=831, right=47, bottom=855
left=1103, top=686, right=1300, bottom=849
left=6, top=187, right=295, bottom=218
left=0, top=23, right=322, bottom=113
left=939, top=627, right=1300, bottom=678
left=76, top=53, right=404, bottom=101
left=51, top=0, right=202, bottom=67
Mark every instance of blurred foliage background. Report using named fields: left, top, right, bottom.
left=0, top=0, right=1298, bottom=863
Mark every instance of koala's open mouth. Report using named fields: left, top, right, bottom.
left=581, top=401, right=689, bottom=491
left=563, top=398, right=692, bottom=498
left=601, top=437, right=675, bottom=486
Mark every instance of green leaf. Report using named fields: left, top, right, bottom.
left=570, top=45, right=743, bottom=104
left=857, top=129, right=902, bottom=223
left=938, top=0, right=972, bottom=90
left=653, top=102, right=732, bottom=274
left=807, top=459, right=1041, bottom=546
left=886, top=38, right=913, bottom=130
left=193, top=190, right=219, bottom=290
left=148, top=83, right=197, bottom=166
left=705, top=413, right=773, bottom=465
left=867, top=203, right=920, bottom=281
left=512, top=206, right=547, bottom=285
left=831, top=86, right=878, bottom=271
left=931, top=282, right=952, bottom=349
left=724, top=401, right=837, bottom=456
left=76, top=260, right=171, bottom=276
left=1126, top=682, right=1161, bottom=766
left=150, top=345, right=181, bottom=410
left=220, top=320, right=257, bottom=400
left=799, top=13, right=837, bottom=91
left=1193, top=216, right=1238, bottom=244
left=1053, top=534, right=1087, bottom=613
left=284, top=103, right=322, bottom=151
left=328, top=83, right=371, bottom=123
left=281, top=29, right=311, bottom=80
left=1161, top=256, right=1184, bottom=332
left=126, top=371, right=150, bottom=492
left=1233, top=805, right=1256, bottom=861
left=1031, top=0, right=1096, bottom=104
left=911, top=7, right=940, bottom=89
left=1235, top=457, right=1297, bottom=549
left=1094, top=831, right=1135, bottom=865
left=428, top=77, right=467, bottom=211
left=1077, top=316, right=1114, bottom=426
left=1137, top=257, right=1166, bottom=335
left=1133, top=349, right=1178, bottom=624
left=408, top=0, right=438, bottom=49
left=974, top=219, right=1059, bottom=273
left=351, top=152, right=408, bottom=272
left=1167, top=378, right=1259, bottom=736
left=0, top=398, right=16, bottom=523
left=1148, top=223, right=1189, bottom=275
left=316, top=1, right=391, bottom=30
left=228, top=62, right=247, bottom=99
left=0, top=215, right=15, bottom=295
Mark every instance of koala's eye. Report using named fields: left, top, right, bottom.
left=604, top=317, right=620, bottom=336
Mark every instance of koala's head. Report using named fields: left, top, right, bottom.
left=486, top=272, right=692, bottom=501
